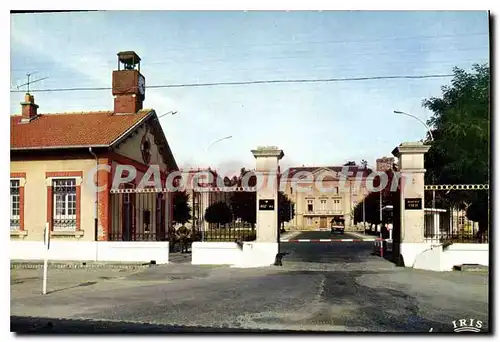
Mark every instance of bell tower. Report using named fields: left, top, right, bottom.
left=112, top=51, right=146, bottom=114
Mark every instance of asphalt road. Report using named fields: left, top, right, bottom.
left=11, top=231, right=490, bottom=333
left=292, top=230, right=357, bottom=240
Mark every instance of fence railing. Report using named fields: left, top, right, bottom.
left=109, top=192, right=168, bottom=242
left=201, top=223, right=256, bottom=242
left=423, top=184, right=489, bottom=244
left=424, top=231, right=488, bottom=244
left=423, top=207, right=488, bottom=244
left=108, top=232, right=167, bottom=241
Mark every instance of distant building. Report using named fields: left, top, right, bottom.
left=376, top=157, right=395, bottom=172
left=281, top=165, right=371, bottom=230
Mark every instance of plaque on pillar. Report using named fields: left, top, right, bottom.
left=259, top=199, right=275, bottom=211
left=404, top=198, right=423, bottom=210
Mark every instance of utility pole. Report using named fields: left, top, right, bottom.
left=363, top=194, right=366, bottom=229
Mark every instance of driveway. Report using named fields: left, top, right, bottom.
left=11, top=234, right=489, bottom=333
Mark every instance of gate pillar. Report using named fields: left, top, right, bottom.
left=391, top=142, right=431, bottom=266
left=252, top=146, right=284, bottom=242
left=236, top=146, right=284, bottom=267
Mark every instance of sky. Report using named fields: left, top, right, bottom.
left=10, top=11, right=490, bottom=175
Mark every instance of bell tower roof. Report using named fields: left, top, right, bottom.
left=117, top=51, right=141, bottom=71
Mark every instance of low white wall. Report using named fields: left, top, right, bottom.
left=402, top=242, right=489, bottom=271
left=191, top=242, right=243, bottom=265
left=10, top=241, right=170, bottom=264
left=237, top=242, right=278, bottom=267
left=412, top=245, right=443, bottom=272
left=191, top=241, right=279, bottom=267
left=10, top=241, right=98, bottom=261
left=400, top=243, right=434, bottom=268
left=97, top=242, right=169, bottom=264
left=441, top=244, right=489, bottom=271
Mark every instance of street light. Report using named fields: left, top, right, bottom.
left=157, top=111, right=178, bottom=119
left=395, top=110, right=436, bottom=209
left=394, top=110, right=434, bottom=141
left=207, top=135, right=233, bottom=151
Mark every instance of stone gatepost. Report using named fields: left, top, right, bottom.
left=391, top=142, right=431, bottom=267
left=236, top=146, right=284, bottom=267
left=252, top=146, right=284, bottom=242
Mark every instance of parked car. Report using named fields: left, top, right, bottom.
left=330, top=219, right=345, bottom=234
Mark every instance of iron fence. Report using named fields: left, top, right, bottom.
left=423, top=184, right=489, bottom=244
left=109, top=190, right=168, bottom=242
left=201, top=222, right=256, bottom=242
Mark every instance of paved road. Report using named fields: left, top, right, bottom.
left=292, top=230, right=358, bottom=240
left=11, top=231, right=490, bottom=333
left=280, top=231, right=379, bottom=265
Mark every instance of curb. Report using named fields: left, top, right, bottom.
left=10, top=261, right=155, bottom=270
left=281, top=238, right=374, bottom=243
left=280, top=231, right=302, bottom=242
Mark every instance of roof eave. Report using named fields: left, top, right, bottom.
left=11, top=144, right=111, bottom=151
left=108, top=110, right=154, bottom=148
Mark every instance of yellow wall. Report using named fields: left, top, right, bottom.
left=10, top=159, right=97, bottom=241
left=115, top=124, right=169, bottom=173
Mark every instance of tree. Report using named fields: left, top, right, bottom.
left=344, top=161, right=356, bottom=166
left=230, top=191, right=256, bottom=228
left=423, top=64, right=490, bottom=238
left=229, top=168, right=258, bottom=228
left=204, top=201, right=233, bottom=228
left=173, top=191, right=192, bottom=225
left=229, top=168, right=295, bottom=231
left=278, top=191, right=295, bottom=232
left=352, top=168, right=398, bottom=226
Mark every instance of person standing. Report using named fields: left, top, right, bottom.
left=177, top=224, right=190, bottom=253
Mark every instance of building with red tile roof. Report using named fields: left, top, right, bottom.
left=10, top=52, right=178, bottom=261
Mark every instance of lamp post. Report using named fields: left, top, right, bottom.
left=157, top=110, right=178, bottom=119
left=393, top=110, right=434, bottom=142
left=199, top=135, right=233, bottom=241
left=394, top=110, right=436, bottom=211
left=207, top=135, right=233, bottom=151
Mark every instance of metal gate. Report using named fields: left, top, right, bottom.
left=423, top=184, right=489, bottom=244
left=109, top=187, right=168, bottom=241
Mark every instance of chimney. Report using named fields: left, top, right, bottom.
left=21, top=93, right=39, bottom=122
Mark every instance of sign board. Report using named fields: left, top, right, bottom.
left=259, top=199, right=275, bottom=211
left=404, top=198, right=423, bottom=210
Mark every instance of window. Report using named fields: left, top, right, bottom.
left=307, top=199, right=314, bottom=213
left=10, top=180, right=20, bottom=230
left=307, top=217, right=313, bottom=225
left=52, top=179, right=77, bottom=231
left=320, top=199, right=327, bottom=210
left=333, top=199, right=341, bottom=211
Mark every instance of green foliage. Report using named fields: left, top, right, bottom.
left=278, top=191, right=295, bottom=226
left=423, top=64, right=490, bottom=234
left=229, top=168, right=295, bottom=229
left=173, top=191, right=191, bottom=225
left=204, top=201, right=233, bottom=227
left=352, top=169, right=397, bottom=225
left=423, top=64, right=489, bottom=185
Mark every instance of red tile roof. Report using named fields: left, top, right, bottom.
left=11, top=110, right=153, bottom=150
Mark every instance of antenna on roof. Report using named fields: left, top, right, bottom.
left=17, top=72, right=49, bottom=94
